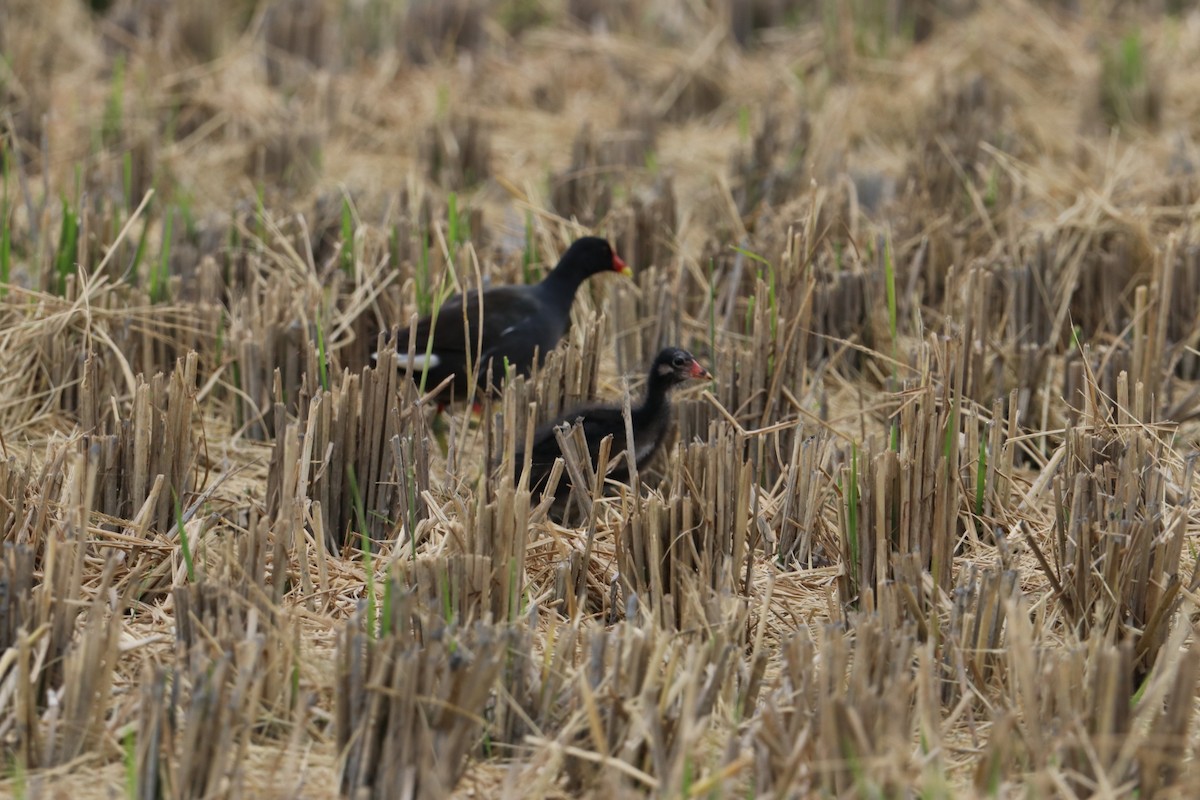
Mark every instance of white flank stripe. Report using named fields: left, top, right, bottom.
left=394, top=352, right=441, bottom=370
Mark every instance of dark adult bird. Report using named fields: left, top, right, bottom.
left=389, top=237, right=630, bottom=404
left=515, top=347, right=712, bottom=506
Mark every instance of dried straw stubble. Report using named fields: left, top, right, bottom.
left=8, top=1, right=1200, bottom=797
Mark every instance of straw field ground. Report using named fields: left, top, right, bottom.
left=4, top=0, right=1200, bottom=797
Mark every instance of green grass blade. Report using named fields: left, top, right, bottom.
left=847, top=445, right=860, bottom=592
left=55, top=196, right=79, bottom=296
left=150, top=211, right=173, bottom=302
left=127, top=215, right=151, bottom=285
left=174, top=488, right=194, bottom=582
left=522, top=211, right=536, bottom=284
left=1, top=149, right=9, bottom=297
left=123, top=727, right=137, bottom=800
left=347, top=465, right=374, bottom=636
left=976, top=438, right=987, bottom=518
left=417, top=227, right=432, bottom=317
left=707, top=257, right=716, bottom=368
left=103, top=54, right=125, bottom=148
left=122, top=150, right=133, bottom=215
left=730, top=244, right=770, bottom=266
left=316, top=314, right=329, bottom=391
left=381, top=572, right=393, bottom=637
left=884, top=235, right=897, bottom=343
left=341, top=196, right=354, bottom=274
left=447, top=192, right=460, bottom=255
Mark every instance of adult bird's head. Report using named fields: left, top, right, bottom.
left=558, top=236, right=632, bottom=279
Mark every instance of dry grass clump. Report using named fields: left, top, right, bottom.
left=266, top=349, right=431, bottom=549
left=400, top=0, right=489, bottom=65
left=78, top=352, right=199, bottom=536
left=550, top=124, right=622, bottom=225
left=730, top=110, right=810, bottom=217
left=7, top=1, right=1200, bottom=798
left=336, top=609, right=510, bottom=799
left=1096, top=27, right=1165, bottom=132
left=421, top=114, right=492, bottom=190
left=262, top=0, right=335, bottom=88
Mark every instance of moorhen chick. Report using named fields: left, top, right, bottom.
left=389, top=236, right=630, bottom=403
left=515, top=347, right=712, bottom=507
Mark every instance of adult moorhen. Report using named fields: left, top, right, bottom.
left=389, top=236, right=630, bottom=403
left=515, top=347, right=712, bottom=507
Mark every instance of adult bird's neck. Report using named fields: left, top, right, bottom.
left=538, top=260, right=590, bottom=300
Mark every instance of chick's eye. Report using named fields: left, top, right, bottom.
left=673, top=356, right=686, bottom=367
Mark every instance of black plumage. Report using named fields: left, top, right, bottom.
left=388, top=236, right=629, bottom=403
left=515, top=347, right=712, bottom=506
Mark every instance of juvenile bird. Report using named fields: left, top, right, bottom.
left=515, top=347, right=712, bottom=508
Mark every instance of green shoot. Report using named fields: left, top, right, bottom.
left=404, top=452, right=418, bottom=560
left=767, top=256, right=777, bottom=343
left=150, top=211, right=173, bottom=303
left=103, top=54, right=125, bottom=149
left=341, top=196, right=354, bottom=274
left=1100, top=29, right=1149, bottom=127
left=730, top=244, right=771, bottom=267
left=436, top=84, right=450, bottom=119
left=522, top=211, right=536, bottom=284
left=55, top=197, right=79, bottom=296
left=447, top=192, right=467, bottom=259
left=732, top=244, right=777, bottom=340
left=846, top=445, right=859, bottom=593
left=389, top=223, right=400, bottom=285
left=976, top=438, right=987, bottom=518
left=1131, top=670, right=1151, bottom=708
left=884, top=234, right=900, bottom=451
left=316, top=314, right=329, bottom=391
left=174, top=488, right=193, bottom=582
left=123, top=727, right=137, bottom=800
left=441, top=562, right=454, bottom=624
left=884, top=235, right=898, bottom=346
left=381, top=571, right=394, bottom=637
left=347, top=465, right=374, bottom=637
left=416, top=228, right=432, bottom=317
left=126, top=204, right=150, bottom=284
left=707, top=257, right=716, bottom=377
left=255, top=183, right=266, bottom=249
left=984, top=163, right=999, bottom=208
left=417, top=284, right=440, bottom=396
left=122, top=150, right=134, bottom=216
left=1, top=149, right=10, bottom=297
left=737, top=106, right=751, bottom=141
left=9, top=755, right=27, bottom=800
left=230, top=353, right=243, bottom=427
left=1120, top=30, right=1145, bottom=90
left=226, top=215, right=239, bottom=278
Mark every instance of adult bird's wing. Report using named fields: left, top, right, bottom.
left=396, top=285, right=543, bottom=361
